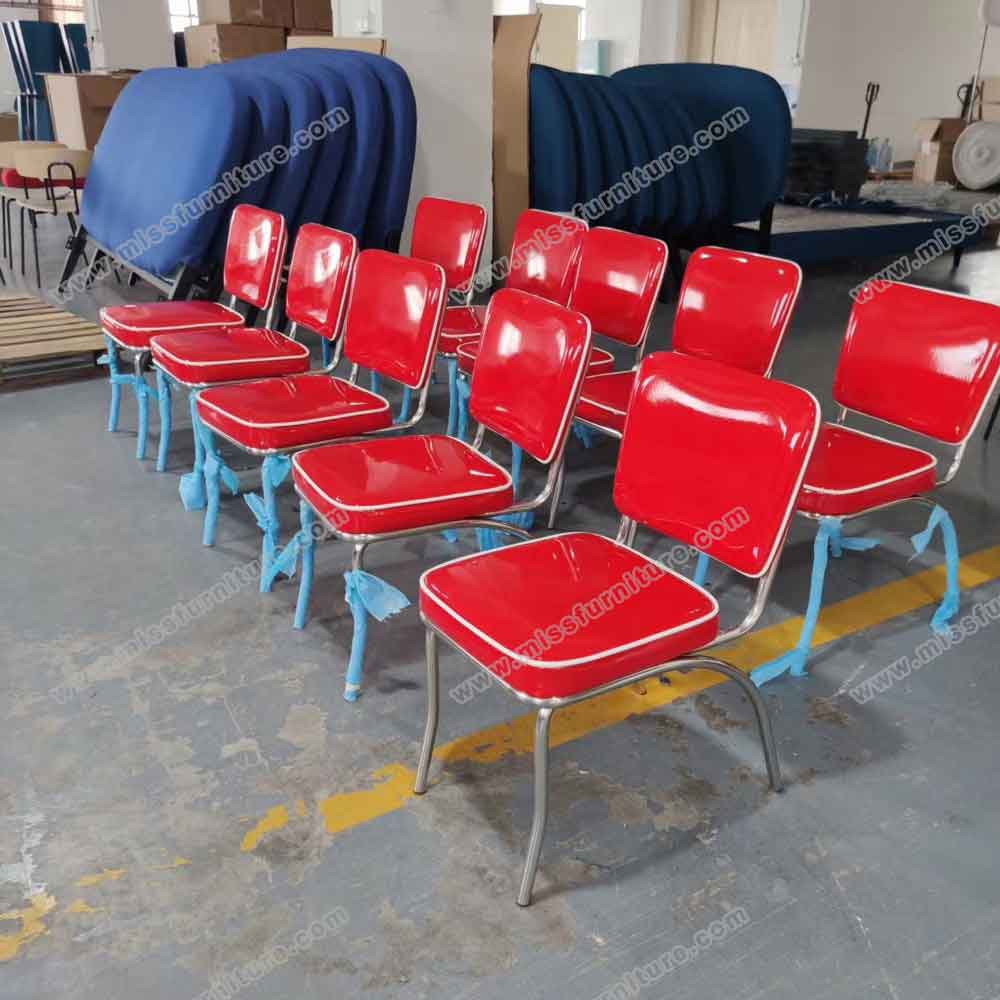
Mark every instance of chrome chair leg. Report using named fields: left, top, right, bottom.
left=547, top=460, right=566, bottom=530
left=414, top=629, right=440, bottom=796
left=517, top=707, right=554, bottom=907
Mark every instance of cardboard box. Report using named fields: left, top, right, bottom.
left=185, top=24, right=287, bottom=67
left=913, top=118, right=966, bottom=185
left=198, top=0, right=294, bottom=28
left=493, top=13, right=542, bottom=260
left=982, top=102, right=1000, bottom=124
left=292, top=0, right=332, bottom=32
left=0, top=112, right=18, bottom=142
left=981, top=76, right=1000, bottom=106
left=287, top=34, right=386, bottom=54
left=42, top=72, right=135, bottom=150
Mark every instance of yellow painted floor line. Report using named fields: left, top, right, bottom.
left=237, top=544, right=1000, bottom=852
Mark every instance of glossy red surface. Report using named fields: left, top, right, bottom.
left=568, top=227, right=667, bottom=349
left=1, top=168, right=46, bottom=190
left=797, top=424, right=938, bottom=517
left=438, top=305, right=486, bottom=355
left=342, top=251, right=447, bottom=389
left=293, top=435, right=515, bottom=536
left=469, top=289, right=592, bottom=464
left=197, top=373, right=392, bottom=452
left=614, top=353, right=820, bottom=579
left=835, top=283, right=1000, bottom=445
left=420, top=533, right=720, bottom=701
left=284, top=224, right=357, bottom=340
left=575, top=370, right=636, bottom=435
left=410, top=197, right=488, bottom=294
left=506, top=209, right=588, bottom=305
left=221, top=204, right=288, bottom=311
left=673, top=247, right=801, bottom=377
left=456, top=339, right=614, bottom=378
left=101, top=301, right=244, bottom=351
left=151, top=328, right=309, bottom=387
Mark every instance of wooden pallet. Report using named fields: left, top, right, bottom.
left=0, top=295, right=104, bottom=378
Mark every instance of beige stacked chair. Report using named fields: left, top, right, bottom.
left=11, top=145, right=90, bottom=287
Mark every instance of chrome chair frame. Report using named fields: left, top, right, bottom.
left=414, top=512, right=786, bottom=907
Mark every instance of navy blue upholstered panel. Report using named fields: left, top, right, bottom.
left=530, top=65, right=578, bottom=214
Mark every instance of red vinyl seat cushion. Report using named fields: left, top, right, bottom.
left=797, top=424, right=938, bottom=517
left=101, top=301, right=244, bottom=351
left=438, top=305, right=486, bottom=355
left=197, top=373, right=392, bottom=452
left=151, top=328, right=310, bottom=386
left=575, top=370, right=637, bottom=435
left=421, top=532, right=720, bottom=701
left=293, top=435, right=515, bottom=536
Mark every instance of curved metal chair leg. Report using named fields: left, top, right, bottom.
left=685, top=658, right=783, bottom=792
left=517, top=707, right=554, bottom=907
left=414, top=629, right=440, bottom=796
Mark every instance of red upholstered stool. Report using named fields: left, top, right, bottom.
left=415, top=351, right=821, bottom=906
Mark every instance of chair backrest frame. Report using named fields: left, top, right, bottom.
left=221, top=204, right=289, bottom=318
left=410, top=196, right=489, bottom=306
left=506, top=209, right=588, bottom=306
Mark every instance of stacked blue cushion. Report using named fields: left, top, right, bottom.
left=77, top=50, right=417, bottom=285
left=528, top=62, right=791, bottom=240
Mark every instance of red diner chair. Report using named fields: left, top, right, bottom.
left=442, top=208, right=591, bottom=437
left=279, top=288, right=592, bottom=702
left=149, top=208, right=312, bottom=512
left=100, top=204, right=287, bottom=470
left=504, top=226, right=668, bottom=527
left=752, top=282, right=1000, bottom=687
left=415, top=351, right=821, bottom=905
left=192, top=225, right=359, bottom=582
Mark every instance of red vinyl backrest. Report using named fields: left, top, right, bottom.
left=614, top=352, right=820, bottom=579
left=410, top=196, right=488, bottom=296
left=343, top=250, right=447, bottom=389
left=471, top=289, right=593, bottom=465
left=836, top=282, right=1000, bottom=445
left=506, top=209, right=588, bottom=305
left=222, top=204, right=288, bottom=312
left=673, top=247, right=801, bottom=377
left=285, top=224, right=357, bottom=341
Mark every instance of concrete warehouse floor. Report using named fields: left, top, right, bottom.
left=4, top=227, right=1000, bottom=1000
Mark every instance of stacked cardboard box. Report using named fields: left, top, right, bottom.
left=913, top=118, right=965, bottom=185
left=186, top=1, right=293, bottom=67
left=981, top=77, right=1000, bottom=123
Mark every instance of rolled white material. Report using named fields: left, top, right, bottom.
left=953, top=122, right=1000, bottom=190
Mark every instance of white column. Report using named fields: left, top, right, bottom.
left=85, top=0, right=174, bottom=71
left=381, top=0, right=494, bottom=258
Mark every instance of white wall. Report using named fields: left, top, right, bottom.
left=797, top=0, right=994, bottom=158
left=583, top=0, right=643, bottom=73
left=86, top=0, right=174, bottom=70
left=638, top=0, right=688, bottom=64
left=382, top=0, right=494, bottom=256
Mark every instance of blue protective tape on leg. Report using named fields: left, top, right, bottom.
left=200, top=421, right=222, bottom=547
left=254, top=454, right=292, bottom=585
left=370, top=371, right=382, bottom=395
left=343, top=570, right=411, bottom=702
left=179, top=391, right=207, bottom=512
left=511, top=444, right=524, bottom=499
left=911, top=504, right=961, bottom=634
left=694, top=552, right=710, bottom=587
left=156, top=370, right=172, bottom=473
left=573, top=421, right=597, bottom=450
left=456, top=374, right=472, bottom=442
left=395, top=386, right=414, bottom=425
left=294, top=504, right=318, bottom=624
left=446, top=359, right=459, bottom=438
left=321, top=338, right=334, bottom=368
left=134, top=372, right=157, bottom=462
left=102, top=335, right=122, bottom=433
left=752, top=519, right=841, bottom=687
